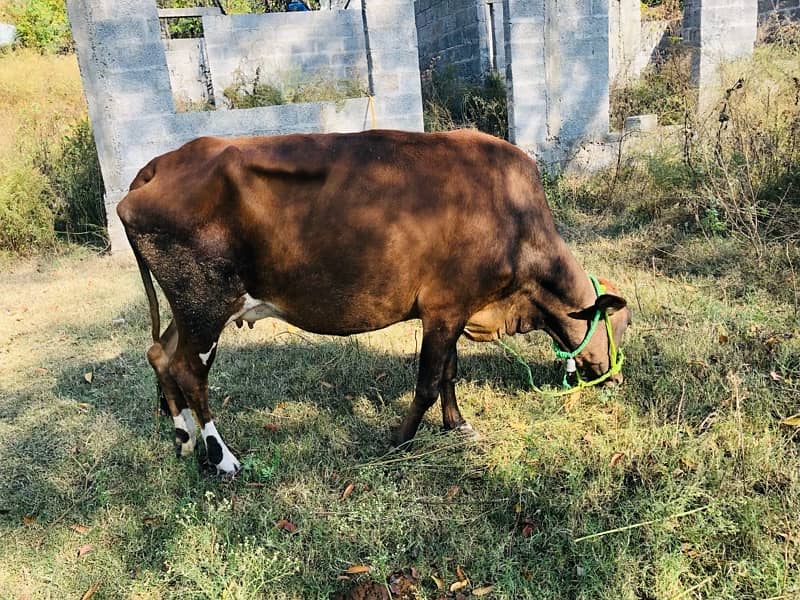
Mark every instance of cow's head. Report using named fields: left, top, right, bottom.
left=566, top=277, right=631, bottom=384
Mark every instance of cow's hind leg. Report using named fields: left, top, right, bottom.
left=147, top=321, right=198, bottom=457
left=394, top=316, right=463, bottom=447
left=169, top=336, right=241, bottom=476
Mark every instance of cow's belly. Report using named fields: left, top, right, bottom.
left=225, top=290, right=416, bottom=336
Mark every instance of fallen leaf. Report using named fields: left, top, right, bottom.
left=77, top=402, right=90, bottom=412
left=35, top=368, right=48, bottom=375
left=77, top=543, right=93, bottom=558
left=514, top=503, right=522, bottom=514
left=446, top=485, right=460, bottom=500
left=274, top=518, right=297, bottom=532
left=781, top=414, right=800, bottom=427
left=456, top=565, right=467, bottom=582
left=341, top=482, right=354, bottom=500
left=473, top=586, right=494, bottom=596
left=410, top=566, right=419, bottom=579
left=264, top=423, right=280, bottom=432
left=770, top=371, right=783, bottom=382
left=718, top=334, right=729, bottom=344
left=431, top=574, right=445, bottom=590
left=70, top=524, right=90, bottom=535
left=81, top=581, right=100, bottom=600
left=321, top=381, right=334, bottom=389
left=22, top=515, right=35, bottom=526
left=84, top=372, right=93, bottom=384
left=336, top=575, right=350, bottom=581
left=344, top=394, right=354, bottom=401
left=521, top=523, right=534, bottom=538
left=344, top=564, right=371, bottom=574
left=609, top=451, right=625, bottom=467
left=582, top=432, right=593, bottom=444
left=222, top=395, right=231, bottom=409
left=450, top=580, right=468, bottom=593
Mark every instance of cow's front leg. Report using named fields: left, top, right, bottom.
left=394, top=317, right=463, bottom=447
left=170, top=341, right=241, bottom=476
left=439, top=346, right=476, bottom=437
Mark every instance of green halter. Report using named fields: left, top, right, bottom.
left=497, top=274, right=625, bottom=395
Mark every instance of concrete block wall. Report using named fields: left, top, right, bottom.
left=758, top=0, right=800, bottom=21
left=362, top=0, right=425, bottom=131
left=504, top=0, right=610, bottom=161
left=66, top=0, right=423, bottom=252
left=163, top=38, right=210, bottom=106
left=203, top=10, right=369, bottom=109
left=414, top=0, right=489, bottom=79
left=609, top=0, right=641, bottom=83
left=683, top=0, right=758, bottom=109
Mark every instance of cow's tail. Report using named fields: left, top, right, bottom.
left=132, top=244, right=161, bottom=343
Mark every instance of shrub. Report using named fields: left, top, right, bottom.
left=0, top=161, right=57, bottom=252
left=35, top=118, right=107, bottom=248
left=222, top=67, right=366, bottom=109
left=610, top=41, right=693, bottom=130
left=421, top=64, right=508, bottom=139
left=9, top=0, right=72, bottom=54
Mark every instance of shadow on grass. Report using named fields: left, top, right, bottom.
left=6, top=322, right=787, bottom=598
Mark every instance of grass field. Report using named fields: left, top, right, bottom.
left=1, top=197, right=798, bottom=598
left=1, top=15, right=799, bottom=599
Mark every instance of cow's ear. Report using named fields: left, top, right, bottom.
left=568, top=294, right=627, bottom=320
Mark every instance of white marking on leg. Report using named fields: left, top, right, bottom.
left=198, top=342, right=217, bottom=366
left=201, top=420, right=241, bottom=475
left=172, top=411, right=196, bottom=457
left=180, top=408, right=197, bottom=438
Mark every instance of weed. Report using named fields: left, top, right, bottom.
left=421, top=63, right=508, bottom=139
left=223, top=66, right=366, bottom=109
left=610, top=40, right=694, bottom=130
left=0, top=160, right=57, bottom=251
left=35, top=118, right=107, bottom=248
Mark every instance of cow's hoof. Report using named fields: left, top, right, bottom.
left=391, top=430, right=415, bottom=451
left=174, top=428, right=196, bottom=458
left=214, top=456, right=241, bottom=478
left=453, top=422, right=480, bottom=439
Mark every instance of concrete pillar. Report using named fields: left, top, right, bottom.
left=66, top=0, right=175, bottom=251
left=362, top=0, right=424, bottom=130
left=503, top=0, right=548, bottom=147
left=683, top=0, right=758, bottom=110
left=609, top=0, right=641, bottom=84
left=504, top=0, right=610, bottom=159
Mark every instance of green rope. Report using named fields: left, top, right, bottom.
left=495, top=274, right=624, bottom=395
left=551, top=274, right=603, bottom=361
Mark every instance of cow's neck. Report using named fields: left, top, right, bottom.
left=539, top=248, right=598, bottom=353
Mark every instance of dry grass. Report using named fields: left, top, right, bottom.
left=0, top=49, right=85, bottom=160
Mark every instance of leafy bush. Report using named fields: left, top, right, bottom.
left=9, top=0, right=71, bottom=54
left=421, top=64, right=508, bottom=139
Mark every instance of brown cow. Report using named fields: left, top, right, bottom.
left=118, top=129, right=630, bottom=475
